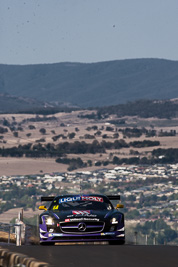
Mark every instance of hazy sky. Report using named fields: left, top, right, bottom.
left=1, top=0, right=178, bottom=65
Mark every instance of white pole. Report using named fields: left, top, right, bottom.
left=15, top=224, right=21, bottom=246
left=153, top=237, right=156, bottom=245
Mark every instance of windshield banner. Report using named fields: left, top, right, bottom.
left=59, top=196, right=103, bottom=203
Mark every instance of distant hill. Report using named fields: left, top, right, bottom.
left=0, top=58, right=178, bottom=108
left=0, top=94, right=46, bottom=113
left=0, top=94, right=77, bottom=114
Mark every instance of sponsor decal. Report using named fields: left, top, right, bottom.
left=101, top=232, right=115, bottom=236
left=49, top=229, right=54, bottom=233
left=81, top=196, right=103, bottom=202
left=72, top=210, right=90, bottom=215
left=65, top=219, right=70, bottom=222
left=59, top=196, right=81, bottom=203
left=59, top=196, right=103, bottom=203
left=70, top=218, right=99, bottom=222
left=49, top=233, right=63, bottom=237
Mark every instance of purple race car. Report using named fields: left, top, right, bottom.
left=39, top=194, right=125, bottom=245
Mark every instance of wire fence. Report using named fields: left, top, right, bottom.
left=0, top=222, right=177, bottom=246
left=0, top=222, right=39, bottom=245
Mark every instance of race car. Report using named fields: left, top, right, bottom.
left=39, top=194, right=125, bottom=245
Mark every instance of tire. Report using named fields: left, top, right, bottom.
left=40, top=242, right=55, bottom=246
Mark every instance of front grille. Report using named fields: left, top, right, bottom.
left=60, top=221, right=105, bottom=234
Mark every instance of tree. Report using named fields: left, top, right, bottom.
left=127, top=195, right=136, bottom=201
left=68, top=132, right=76, bottom=139
left=0, top=126, right=8, bottom=134
left=157, top=233, right=164, bottom=244
left=28, top=125, right=36, bottom=130
left=139, top=193, right=145, bottom=206
left=13, top=131, right=18, bottom=138
left=164, top=229, right=177, bottom=242
left=95, top=161, right=102, bottom=166
left=95, top=130, right=102, bottom=136
left=160, top=195, right=167, bottom=201
left=26, top=133, right=31, bottom=138
left=113, top=133, right=119, bottom=138
left=39, top=128, right=46, bottom=135
left=106, top=126, right=114, bottom=131
left=87, top=160, right=92, bottom=166
left=126, top=209, right=140, bottom=219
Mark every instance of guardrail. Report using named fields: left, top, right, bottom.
left=0, top=247, right=49, bottom=267
left=0, top=223, right=48, bottom=266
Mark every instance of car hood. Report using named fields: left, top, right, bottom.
left=49, top=209, right=116, bottom=221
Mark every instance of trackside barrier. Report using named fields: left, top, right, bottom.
left=0, top=223, right=15, bottom=245
left=0, top=223, right=24, bottom=245
left=0, top=247, right=49, bottom=267
left=0, top=222, right=39, bottom=246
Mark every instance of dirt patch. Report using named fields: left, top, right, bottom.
left=0, top=157, right=68, bottom=176
left=0, top=208, right=41, bottom=224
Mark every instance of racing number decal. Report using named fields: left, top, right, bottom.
left=53, top=205, right=59, bottom=210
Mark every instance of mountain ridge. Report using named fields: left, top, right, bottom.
left=0, top=58, right=178, bottom=108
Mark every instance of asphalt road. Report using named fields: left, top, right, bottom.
left=1, top=244, right=177, bottom=267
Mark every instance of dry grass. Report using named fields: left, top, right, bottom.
left=0, top=208, right=41, bottom=224
left=0, top=111, right=178, bottom=176
left=0, top=231, right=16, bottom=243
left=0, top=157, right=68, bottom=176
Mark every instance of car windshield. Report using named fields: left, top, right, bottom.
left=49, top=195, right=113, bottom=211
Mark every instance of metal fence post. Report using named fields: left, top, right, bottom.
left=8, top=225, right=10, bottom=245
left=134, top=231, right=138, bottom=245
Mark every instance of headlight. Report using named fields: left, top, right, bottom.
left=46, top=217, right=54, bottom=225
left=111, top=217, right=118, bottom=224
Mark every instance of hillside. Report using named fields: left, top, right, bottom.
left=0, top=94, right=79, bottom=114
left=0, top=58, right=178, bottom=108
left=0, top=94, right=47, bottom=113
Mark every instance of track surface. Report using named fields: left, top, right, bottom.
left=1, top=244, right=177, bottom=267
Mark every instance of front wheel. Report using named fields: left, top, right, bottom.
left=40, top=242, right=55, bottom=246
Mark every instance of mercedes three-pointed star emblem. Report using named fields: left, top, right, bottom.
left=78, top=222, right=86, bottom=231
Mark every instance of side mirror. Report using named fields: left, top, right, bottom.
left=39, top=205, right=47, bottom=211
left=116, top=204, right=124, bottom=209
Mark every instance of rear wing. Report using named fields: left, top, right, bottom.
left=41, top=196, right=55, bottom=201
left=107, top=195, right=120, bottom=200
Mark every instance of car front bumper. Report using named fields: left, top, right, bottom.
left=40, top=227, right=125, bottom=243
